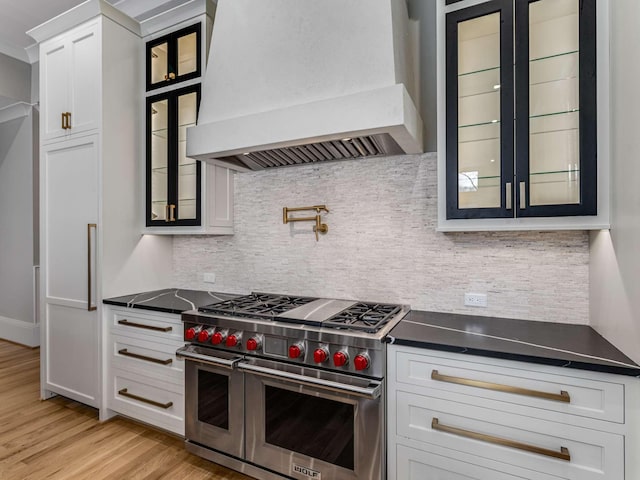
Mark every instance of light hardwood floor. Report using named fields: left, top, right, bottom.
left=0, top=340, right=252, bottom=480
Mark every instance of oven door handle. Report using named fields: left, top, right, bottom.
left=176, top=346, right=242, bottom=370
left=237, top=362, right=382, bottom=399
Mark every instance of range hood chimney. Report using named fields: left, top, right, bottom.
left=187, top=0, right=424, bottom=171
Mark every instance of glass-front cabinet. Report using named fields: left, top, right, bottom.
left=146, top=23, right=201, bottom=91
left=444, top=0, right=597, bottom=222
left=147, top=85, right=201, bottom=226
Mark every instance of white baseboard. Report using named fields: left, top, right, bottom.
left=0, top=315, right=40, bottom=347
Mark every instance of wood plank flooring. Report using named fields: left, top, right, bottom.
left=0, top=340, right=252, bottom=480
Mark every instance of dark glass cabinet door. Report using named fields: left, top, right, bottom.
left=515, top=0, right=596, bottom=217
left=146, top=23, right=201, bottom=91
left=446, top=0, right=515, bottom=219
left=445, top=0, right=597, bottom=220
left=146, top=85, right=201, bottom=227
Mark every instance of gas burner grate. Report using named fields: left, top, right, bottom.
left=199, top=292, right=317, bottom=318
left=323, top=303, right=402, bottom=333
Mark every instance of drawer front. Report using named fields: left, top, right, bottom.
left=110, top=309, right=183, bottom=342
left=396, top=391, right=624, bottom=480
left=395, top=444, right=535, bottom=480
left=394, top=351, right=624, bottom=423
left=108, top=369, right=184, bottom=436
left=109, top=334, right=184, bottom=383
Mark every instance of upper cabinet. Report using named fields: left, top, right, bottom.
left=142, top=8, right=234, bottom=235
left=40, top=20, right=100, bottom=142
left=438, top=0, right=609, bottom=231
left=146, top=23, right=201, bottom=91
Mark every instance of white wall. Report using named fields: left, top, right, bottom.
left=589, top=1, right=640, bottom=364
left=174, top=153, right=590, bottom=324
left=0, top=52, right=31, bottom=107
left=0, top=109, right=38, bottom=346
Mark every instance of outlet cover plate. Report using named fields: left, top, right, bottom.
left=203, top=272, right=216, bottom=283
left=464, top=293, right=487, bottom=307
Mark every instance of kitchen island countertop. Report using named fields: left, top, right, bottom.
left=387, top=310, right=640, bottom=377
left=103, top=288, right=238, bottom=315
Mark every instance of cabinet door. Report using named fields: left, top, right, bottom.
left=39, top=21, right=100, bottom=142
left=146, top=84, right=202, bottom=227
left=514, top=0, right=596, bottom=216
left=40, top=37, right=69, bottom=141
left=446, top=0, right=515, bottom=219
left=41, top=136, right=100, bottom=407
left=67, top=22, right=100, bottom=137
left=146, top=23, right=201, bottom=91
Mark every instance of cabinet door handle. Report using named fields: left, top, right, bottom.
left=61, top=112, right=66, bottom=129
left=431, top=370, right=570, bottom=403
left=118, top=388, right=173, bottom=409
left=519, top=181, right=526, bottom=209
left=505, top=182, right=512, bottom=210
left=164, top=204, right=170, bottom=222
left=169, top=204, right=176, bottom=222
left=87, top=224, right=97, bottom=311
left=118, top=348, right=173, bottom=365
left=66, top=112, right=71, bottom=129
left=117, top=319, right=172, bottom=332
left=432, top=418, right=571, bottom=461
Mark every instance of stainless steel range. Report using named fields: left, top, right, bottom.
left=177, top=292, right=409, bottom=480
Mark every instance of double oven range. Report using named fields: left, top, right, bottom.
left=177, top=292, right=409, bottom=480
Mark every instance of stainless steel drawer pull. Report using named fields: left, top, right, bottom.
left=432, top=418, right=570, bottom=461
left=118, top=388, right=173, bottom=409
left=118, top=348, right=172, bottom=365
left=431, top=370, right=570, bottom=403
left=117, top=319, right=172, bottom=332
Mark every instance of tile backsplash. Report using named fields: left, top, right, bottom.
left=173, top=153, right=589, bottom=324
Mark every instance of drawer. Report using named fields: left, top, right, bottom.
left=110, top=308, right=183, bottom=343
left=109, top=334, right=184, bottom=384
left=108, top=368, right=184, bottom=436
left=394, top=350, right=624, bottom=424
left=395, top=443, right=545, bottom=480
left=395, top=390, right=624, bottom=480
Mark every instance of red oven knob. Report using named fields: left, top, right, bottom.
left=289, top=343, right=305, bottom=359
left=185, top=325, right=201, bottom=341
left=333, top=351, right=349, bottom=367
left=313, top=348, right=329, bottom=364
left=197, top=328, right=213, bottom=343
left=212, top=331, right=227, bottom=345
left=246, top=337, right=261, bottom=351
left=226, top=333, right=241, bottom=347
left=354, top=353, right=370, bottom=371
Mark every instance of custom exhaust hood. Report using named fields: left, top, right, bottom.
left=186, top=0, right=424, bottom=171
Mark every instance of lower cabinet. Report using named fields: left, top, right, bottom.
left=104, top=306, right=185, bottom=435
left=387, top=346, right=638, bottom=480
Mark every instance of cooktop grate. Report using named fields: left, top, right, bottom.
left=199, top=293, right=317, bottom=318
left=323, top=303, right=402, bottom=333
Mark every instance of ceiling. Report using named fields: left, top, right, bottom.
left=0, top=0, right=194, bottom=63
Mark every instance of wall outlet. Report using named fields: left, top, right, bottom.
left=464, top=293, right=487, bottom=307
left=203, top=272, right=216, bottom=283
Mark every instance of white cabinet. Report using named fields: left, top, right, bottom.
left=40, top=20, right=100, bottom=142
left=34, top=2, right=173, bottom=412
left=105, top=306, right=185, bottom=435
left=40, top=136, right=99, bottom=406
left=388, top=346, right=639, bottom=480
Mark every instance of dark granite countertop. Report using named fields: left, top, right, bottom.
left=387, top=310, right=640, bottom=377
left=103, top=288, right=238, bottom=315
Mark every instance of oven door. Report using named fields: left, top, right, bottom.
left=238, top=358, right=384, bottom=480
left=178, top=345, right=244, bottom=458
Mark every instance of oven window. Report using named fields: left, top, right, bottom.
left=264, top=385, right=354, bottom=470
left=197, top=370, right=229, bottom=430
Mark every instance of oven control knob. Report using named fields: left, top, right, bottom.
left=185, top=325, right=201, bottom=341
left=246, top=337, right=261, bottom=351
left=211, top=331, right=227, bottom=345
left=226, top=333, right=241, bottom=347
left=197, top=328, right=214, bottom=343
left=333, top=351, right=349, bottom=367
left=354, top=353, right=370, bottom=371
left=313, top=348, right=329, bottom=364
left=288, top=343, right=305, bottom=359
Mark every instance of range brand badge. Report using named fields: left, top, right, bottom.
left=292, top=463, right=322, bottom=479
